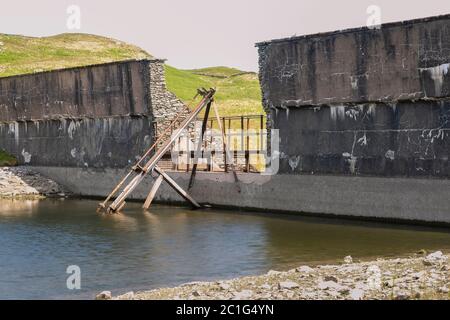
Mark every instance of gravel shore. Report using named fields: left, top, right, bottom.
left=104, top=251, right=449, bottom=300
left=0, top=167, right=66, bottom=198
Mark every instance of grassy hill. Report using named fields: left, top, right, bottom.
left=165, top=65, right=262, bottom=116
left=0, top=33, right=263, bottom=117
left=0, top=33, right=150, bottom=76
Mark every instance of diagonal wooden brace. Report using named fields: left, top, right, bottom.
left=143, top=174, right=164, bottom=210
left=104, top=88, right=215, bottom=213
left=154, top=166, right=201, bottom=209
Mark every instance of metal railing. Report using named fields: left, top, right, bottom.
left=154, top=114, right=267, bottom=173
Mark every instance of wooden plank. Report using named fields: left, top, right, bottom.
left=143, top=174, right=164, bottom=209
left=155, top=166, right=201, bottom=209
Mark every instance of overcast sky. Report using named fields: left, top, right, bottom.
left=0, top=0, right=449, bottom=71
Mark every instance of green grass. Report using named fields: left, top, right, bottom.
left=0, top=33, right=263, bottom=117
left=165, top=66, right=263, bottom=117
left=0, top=149, right=17, bottom=166
left=0, top=33, right=150, bottom=76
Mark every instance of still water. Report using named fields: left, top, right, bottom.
left=0, top=198, right=449, bottom=299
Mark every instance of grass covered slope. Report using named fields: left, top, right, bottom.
left=165, top=65, right=263, bottom=116
left=0, top=33, right=151, bottom=77
left=0, top=33, right=263, bottom=116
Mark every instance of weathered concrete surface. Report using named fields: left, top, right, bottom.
left=0, top=117, right=153, bottom=168
left=0, top=60, right=153, bottom=121
left=257, top=14, right=450, bottom=108
left=0, top=59, right=190, bottom=167
left=275, top=100, right=450, bottom=176
left=257, top=14, right=450, bottom=178
left=29, top=167, right=450, bottom=224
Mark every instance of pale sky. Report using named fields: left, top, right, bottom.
left=0, top=0, right=449, bottom=71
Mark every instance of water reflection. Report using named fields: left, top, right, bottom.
left=262, top=216, right=450, bottom=267
left=0, top=199, right=448, bottom=299
left=0, top=198, right=40, bottom=216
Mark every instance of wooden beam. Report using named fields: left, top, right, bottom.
left=155, top=166, right=201, bottom=209
left=143, top=174, right=164, bottom=209
left=212, top=102, right=240, bottom=185
left=188, top=101, right=212, bottom=190
left=106, top=89, right=215, bottom=213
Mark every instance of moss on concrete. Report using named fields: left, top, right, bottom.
left=0, top=149, right=17, bottom=166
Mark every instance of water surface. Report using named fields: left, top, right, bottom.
left=0, top=198, right=449, bottom=299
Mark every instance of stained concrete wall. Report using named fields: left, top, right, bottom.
left=275, top=101, right=450, bottom=177
left=0, top=59, right=189, bottom=168
left=0, top=60, right=151, bottom=121
left=0, top=117, right=153, bottom=168
left=29, top=167, right=450, bottom=225
left=257, top=14, right=450, bottom=108
left=257, top=14, right=450, bottom=177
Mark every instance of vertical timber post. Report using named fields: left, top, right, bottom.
left=188, top=101, right=212, bottom=190
left=222, top=117, right=227, bottom=172
left=246, top=117, right=250, bottom=172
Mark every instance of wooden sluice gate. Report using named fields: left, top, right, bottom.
left=97, top=88, right=238, bottom=214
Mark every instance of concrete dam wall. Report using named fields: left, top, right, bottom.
left=257, top=14, right=450, bottom=178
left=0, top=59, right=188, bottom=168
left=1, top=16, right=448, bottom=225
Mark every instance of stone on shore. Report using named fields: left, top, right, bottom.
left=423, top=251, right=447, bottom=266
left=344, top=256, right=353, bottom=264
left=267, top=270, right=281, bottom=276
left=96, top=291, right=112, bottom=300
left=278, top=281, right=299, bottom=290
left=110, top=251, right=449, bottom=301
left=296, top=266, right=314, bottom=273
left=232, top=290, right=253, bottom=300
left=349, top=288, right=365, bottom=300
left=0, top=167, right=66, bottom=198
left=218, top=282, right=231, bottom=291
left=120, top=291, right=135, bottom=300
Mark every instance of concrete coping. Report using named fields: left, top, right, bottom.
left=0, top=58, right=167, bottom=81
left=255, top=13, right=450, bottom=47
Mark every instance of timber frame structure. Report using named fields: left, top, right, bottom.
left=97, top=88, right=226, bottom=213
